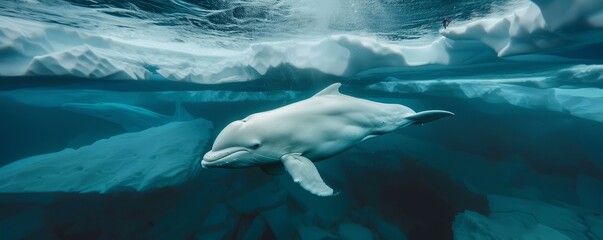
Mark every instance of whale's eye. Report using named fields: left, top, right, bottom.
left=251, top=143, right=261, bottom=149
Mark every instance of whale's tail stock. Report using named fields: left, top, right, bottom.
left=405, top=110, right=455, bottom=126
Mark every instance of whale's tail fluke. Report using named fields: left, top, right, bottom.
left=406, top=110, right=454, bottom=125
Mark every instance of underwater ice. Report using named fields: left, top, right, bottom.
left=368, top=66, right=603, bottom=123
left=60, top=102, right=193, bottom=131
left=0, top=88, right=299, bottom=108
left=0, top=119, right=212, bottom=193
left=1, top=0, right=603, bottom=239
left=454, top=195, right=603, bottom=240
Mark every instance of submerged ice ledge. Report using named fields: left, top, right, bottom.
left=1, top=0, right=603, bottom=83
left=0, top=119, right=213, bottom=193
left=454, top=195, right=603, bottom=240
left=0, top=88, right=300, bottom=108
left=368, top=75, right=603, bottom=123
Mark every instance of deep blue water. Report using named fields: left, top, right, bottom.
left=1, top=0, right=603, bottom=239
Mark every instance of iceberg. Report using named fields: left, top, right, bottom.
left=1, top=0, right=602, bottom=83
left=0, top=119, right=213, bottom=193
left=0, top=17, right=150, bottom=80
left=0, top=15, right=240, bottom=82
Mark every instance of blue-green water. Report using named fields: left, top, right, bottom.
left=1, top=0, right=603, bottom=239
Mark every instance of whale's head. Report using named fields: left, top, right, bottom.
left=202, top=117, right=279, bottom=169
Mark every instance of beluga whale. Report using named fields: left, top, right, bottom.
left=202, top=83, right=453, bottom=196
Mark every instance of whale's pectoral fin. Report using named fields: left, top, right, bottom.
left=406, top=110, right=455, bottom=125
left=281, top=154, right=335, bottom=197
left=260, top=163, right=286, bottom=175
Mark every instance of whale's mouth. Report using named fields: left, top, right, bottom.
left=201, top=149, right=248, bottom=168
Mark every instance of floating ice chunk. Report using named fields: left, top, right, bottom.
left=61, top=101, right=192, bottom=131
left=453, top=195, right=600, bottom=240
left=553, top=88, right=603, bottom=122
left=533, top=0, right=603, bottom=41
left=0, top=17, right=239, bottom=82
left=488, top=196, right=586, bottom=234
left=248, top=35, right=408, bottom=77
left=246, top=37, right=352, bottom=76
left=1, top=0, right=603, bottom=86
left=557, top=65, right=603, bottom=84
left=443, top=0, right=603, bottom=57
left=157, top=1, right=603, bottom=82
left=454, top=211, right=572, bottom=240
left=0, top=17, right=149, bottom=80
left=25, top=46, right=149, bottom=79
left=3, top=0, right=603, bottom=83
left=0, top=119, right=213, bottom=193
left=157, top=65, right=261, bottom=84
